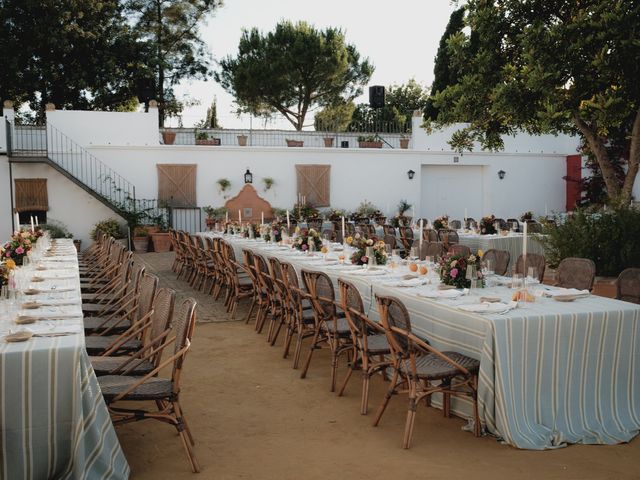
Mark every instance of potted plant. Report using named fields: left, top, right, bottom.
left=162, top=130, right=176, bottom=145
left=237, top=134, right=248, bottom=146
left=286, top=139, right=304, bottom=147
left=195, top=130, right=221, bottom=145
left=90, top=218, right=125, bottom=242
left=43, top=219, right=81, bottom=251
left=262, top=177, right=275, bottom=192
left=132, top=226, right=149, bottom=253
left=358, top=135, right=383, bottom=148
left=148, top=211, right=172, bottom=252
left=323, top=137, right=334, bottom=148
left=399, top=135, right=410, bottom=149
left=203, top=206, right=228, bottom=230
left=217, top=178, right=231, bottom=198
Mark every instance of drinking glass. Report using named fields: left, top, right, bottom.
left=527, top=266, right=538, bottom=284
left=511, top=273, right=524, bottom=290
left=410, top=245, right=420, bottom=261
left=366, top=247, right=377, bottom=268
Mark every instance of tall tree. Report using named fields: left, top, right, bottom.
left=0, top=0, right=143, bottom=118
left=125, top=0, right=222, bottom=126
left=427, top=0, right=640, bottom=203
left=423, top=6, right=466, bottom=120
left=215, top=21, right=373, bottom=131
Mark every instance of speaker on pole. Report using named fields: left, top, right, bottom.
left=369, top=85, right=385, bottom=109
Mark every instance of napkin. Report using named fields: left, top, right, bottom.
left=383, top=277, right=429, bottom=287
left=417, top=288, right=466, bottom=299
left=457, top=301, right=516, bottom=314
left=544, top=287, right=590, bottom=298
left=348, top=269, right=388, bottom=277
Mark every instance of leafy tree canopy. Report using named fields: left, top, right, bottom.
left=215, top=21, right=374, bottom=130
left=426, top=0, right=640, bottom=203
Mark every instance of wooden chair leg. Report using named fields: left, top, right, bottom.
left=300, top=327, right=321, bottom=379
left=373, top=369, right=399, bottom=426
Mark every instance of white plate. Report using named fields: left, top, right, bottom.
left=458, top=302, right=516, bottom=314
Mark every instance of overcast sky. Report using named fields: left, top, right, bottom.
left=170, top=0, right=459, bottom=128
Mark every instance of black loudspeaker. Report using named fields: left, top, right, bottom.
left=369, top=85, right=385, bottom=108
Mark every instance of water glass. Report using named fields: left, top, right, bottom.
left=410, top=245, right=420, bottom=260
left=527, top=266, right=538, bottom=284
left=511, top=273, right=524, bottom=290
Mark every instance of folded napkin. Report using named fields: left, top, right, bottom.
left=383, top=277, right=429, bottom=287
left=545, top=287, right=590, bottom=298
left=417, top=288, right=466, bottom=299
left=348, top=268, right=388, bottom=276
left=457, top=301, right=516, bottom=314
left=325, top=264, right=360, bottom=271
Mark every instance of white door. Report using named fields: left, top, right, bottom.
left=420, top=165, right=484, bottom=221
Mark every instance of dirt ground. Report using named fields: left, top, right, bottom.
left=116, top=253, right=640, bottom=480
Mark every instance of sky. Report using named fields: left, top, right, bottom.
left=170, top=0, right=459, bottom=129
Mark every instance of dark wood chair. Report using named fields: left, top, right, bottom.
left=372, top=295, right=481, bottom=448
left=616, top=268, right=640, bottom=304
left=482, top=249, right=510, bottom=276
left=556, top=257, right=596, bottom=291
left=514, top=253, right=546, bottom=282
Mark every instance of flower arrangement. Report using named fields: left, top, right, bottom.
left=439, top=253, right=483, bottom=289
left=433, top=215, right=449, bottom=230
left=242, top=223, right=261, bottom=239
left=480, top=215, right=497, bottom=235
left=293, top=203, right=319, bottom=221
left=2, top=230, right=37, bottom=265
left=324, top=208, right=348, bottom=221
left=294, top=228, right=322, bottom=252
left=346, top=233, right=388, bottom=266
left=261, top=225, right=282, bottom=243
left=389, top=200, right=412, bottom=227
left=520, top=211, right=533, bottom=222
left=0, top=258, right=16, bottom=286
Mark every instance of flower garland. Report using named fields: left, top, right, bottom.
left=294, top=228, right=322, bottom=252
left=439, top=252, right=483, bottom=289
left=433, top=215, right=449, bottom=230
left=480, top=215, right=497, bottom=235
left=1, top=230, right=38, bottom=265
left=346, top=233, right=387, bottom=266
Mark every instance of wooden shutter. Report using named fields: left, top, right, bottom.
left=157, top=164, right=197, bottom=207
left=296, top=164, right=331, bottom=207
left=14, top=178, right=48, bottom=212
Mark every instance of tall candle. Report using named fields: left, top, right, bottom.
left=238, top=209, right=242, bottom=223
left=30, top=216, right=35, bottom=233
left=261, top=211, right=264, bottom=225
left=523, top=220, right=528, bottom=259
left=35, top=216, right=39, bottom=227
left=341, top=216, right=345, bottom=241
left=545, top=203, right=548, bottom=216
left=286, top=210, right=290, bottom=230
left=14, top=212, right=19, bottom=231
left=225, top=211, right=229, bottom=223
left=419, top=219, right=424, bottom=250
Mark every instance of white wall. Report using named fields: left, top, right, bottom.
left=46, top=109, right=159, bottom=147
left=10, top=162, right=125, bottom=248
left=413, top=118, right=580, bottom=155
left=0, top=156, right=12, bottom=237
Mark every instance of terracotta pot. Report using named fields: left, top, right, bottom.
left=358, top=141, right=383, bottom=149
left=237, top=135, right=248, bottom=146
left=133, top=236, right=149, bottom=253
left=286, top=139, right=304, bottom=147
left=399, top=138, right=410, bottom=149
left=323, top=137, right=334, bottom=147
left=196, top=138, right=221, bottom=145
left=150, top=232, right=172, bottom=252
left=162, top=131, right=176, bottom=145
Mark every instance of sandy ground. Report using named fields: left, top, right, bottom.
left=115, top=253, right=640, bottom=480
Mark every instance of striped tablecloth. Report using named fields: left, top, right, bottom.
left=212, top=233, right=640, bottom=450
left=0, top=239, right=129, bottom=479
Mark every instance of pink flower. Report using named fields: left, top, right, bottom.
left=5, top=252, right=10, bottom=257
left=15, top=246, right=24, bottom=254
left=301, top=244, right=308, bottom=251
left=361, top=255, right=368, bottom=263
left=450, top=268, right=458, bottom=278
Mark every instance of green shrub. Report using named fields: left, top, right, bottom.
left=43, top=219, right=73, bottom=239
left=538, top=206, right=640, bottom=276
left=90, top=218, right=124, bottom=240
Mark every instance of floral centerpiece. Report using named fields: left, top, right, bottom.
left=261, top=224, right=282, bottom=243
left=2, top=230, right=37, bottom=265
left=346, top=233, right=388, bottom=266
left=0, top=258, right=16, bottom=286
left=439, top=252, right=483, bottom=289
left=433, top=215, right=449, bottom=230
left=294, top=228, right=322, bottom=252
left=242, top=223, right=261, bottom=239
left=390, top=199, right=412, bottom=227
left=520, top=211, right=533, bottom=222
left=324, top=208, right=347, bottom=221
left=480, top=215, right=497, bottom=235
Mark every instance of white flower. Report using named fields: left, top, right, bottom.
left=366, top=239, right=373, bottom=245
left=451, top=260, right=457, bottom=267
left=469, top=255, right=476, bottom=262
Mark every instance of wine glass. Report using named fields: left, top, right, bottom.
left=410, top=245, right=420, bottom=261
left=527, top=266, right=538, bottom=284
left=511, top=273, right=524, bottom=290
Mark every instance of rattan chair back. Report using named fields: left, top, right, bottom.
left=514, top=253, right=546, bottom=282
left=482, top=249, right=510, bottom=276
left=449, top=219, right=462, bottom=230
left=617, top=268, right=640, bottom=303
left=449, top=244, right=471, bottom=257
left=557, top=257, right=596, bottom=291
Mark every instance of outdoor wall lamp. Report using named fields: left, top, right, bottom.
left=498, top=169, right=506, bottom=180
left=407, top=169, right=415, bottom=180
left=244, top=168, right=253, bottom=184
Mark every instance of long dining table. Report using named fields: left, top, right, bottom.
left=207, top=232, right=640, bottom=450
left=0, top=239, right=129, bottom=479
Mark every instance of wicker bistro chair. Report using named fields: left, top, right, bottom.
left=399, top=226, right=414, bottom=252
left=266, top=257, right=289, bottom=345
left=337, top=279, right=391, bottom=414
left=83, top=265, right=154, bottom=335
left=524, top=220, right=543, bottom=233
left=221, top=240, right=254, bottom=319
left=169, top=229, right=183, bottom=273
left=322, top=229, right=337, bottom=242
left=79, top=244, right=128, bottom=290
left=241, top=249, right=263, bottom=326
left=506, top=218, right=520, bottom=232
left=482, top=249, right=510, bottom=276
left=279, top=262, right=315, bottom=367
left=513, top=253, right=546, bottom=282
left=209, top=237, right=229, bottom=301
left=438, top=229, right=459, bottom=244
left=449, top=219, right=462, bottom=230
left=448, top=244, right=471, bottom=258
left=383, top=225, right=397, bottom=236
left=420, top=242, right=446, bottom=262
left=422, top=229, right=439, bottom=242
left=307, top=218, right=323, bottom=230
left=383, top=234, right=398, bottom=250
left=252, top=254, right=282, bottom=334
left=84, top=273, right=159, bottom=355
left=299, top=270, right=354, bottom=392
left=99, top=298, right=200, bottom=473
left=82, top=260, right=143, bottom=319
left=359, top=224, right=376, bottom=237
left=464, top=218, right=476, bottom=229
left=617, top=268, right=640, bottom=304
left=90, top=287, right=175, bottom=376
left=372, top=295, right=481, bottom=448
left=556, top=257, right=596, bottom=291
left=81, top=257, right=131, bottom=303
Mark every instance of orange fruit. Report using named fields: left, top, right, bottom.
left=418, top=265, right=428, bottom=275
left=409, top=262, right=418, bottom=272
left=320, top=246, right=328, bottom=254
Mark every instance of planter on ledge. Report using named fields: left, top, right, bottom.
left=162, top=131, right=176, bottom=145
left=286, top=139, right=304, bottom=147
left=196, top=138, right=221, bottom=146
left=358, top=141, right=383, bottom=149
left=237, top=135, right=248, bottom=146
left=323, top=137, right=334, bottom=148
